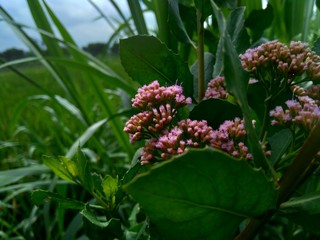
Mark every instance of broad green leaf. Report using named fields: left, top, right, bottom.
left=42, top=155, right=74, bottom=182
left=31, top=189, right=85, bottom=210
left=168, top=0, right=196, bottom=47
left=269, top=129, right=293, bottom=165
left=0, top=165, right=49, bottom=187
left=120, top=35, right=193, bottom=97
left=125, top=148, right=278, bottom=240
left=280, top=192, right=320, bottom=234
left=245, top=3, right=274, bottom=42
left=189, top=98, right=242, bottom=128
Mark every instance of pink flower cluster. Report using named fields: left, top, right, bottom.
left=124, top=81, right=191, bottom=143
left=306, top=84, right=320, bottom=105
left=270, top=96, right=320, bottom=131
left=124, top=81, right=267, bottom=164
left=140, top=118, right=255, bottom=164
left=211, top=118, right=252, bottom=160
left=131, top=80, right=191, bottom=110
left=204, top=76, right=229, bottom=100
left=140, top=119, right=215, bottom=164
left=240, top=40, right=320, bottom=81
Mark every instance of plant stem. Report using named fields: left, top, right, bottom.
left=197, top=8, right=205, bottom=100
left=277, top=121, right=320, bottom=204
left=235, top=121, right=320, bottom=240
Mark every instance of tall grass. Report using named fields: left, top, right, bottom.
left=1, top=0, right=320, bottom=239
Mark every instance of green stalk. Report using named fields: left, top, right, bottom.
left=277, top=121, right=320, bottom=204
left=110, top=0, right=135, bottom=35
left=127, top=0, right=148, bottom=34
left=235, top=121, right=320, bottom=240
left=197, top=8, right=205, bottom=100
left=153, top=0, right=169, bottom=44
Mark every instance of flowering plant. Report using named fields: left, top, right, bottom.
left=31, top=2, right=320, bottom=240
left=120, top=16, right=320, bottom=240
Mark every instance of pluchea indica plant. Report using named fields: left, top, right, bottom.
left=30, top=2, right=320, bottom=239
left=122, top=39, right=320, bottom=240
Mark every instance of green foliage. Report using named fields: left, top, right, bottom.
left=2, top=0, right=320, bottom=239
left=120, top=35, right=193, bottom=97
left=125, top=148, right=278, bottom=239
left=189, top=98, right=242, bottom=128
left=280, top=192, right=320, bottom=234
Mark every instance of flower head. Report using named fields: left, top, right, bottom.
left=240, top=40, right=289, bottom=73
left=240, top=40, right=320, bottom=81
left=140, top=119, right=215, bottom=164
left=270, top=96, right=320, bottom=131
left=131, top=80, right=191, bottom=110
left=306, top=84, right=320, bottom=105
left=211, top=118, right=252, bottom=160
left=124, top=104, right=176, bottom=142
left=204, top=76, right=228, bottom=100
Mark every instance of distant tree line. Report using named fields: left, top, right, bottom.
left=0, top=42, right=119, bottom=62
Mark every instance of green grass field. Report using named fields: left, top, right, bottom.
left=0, top=57, right=134, bottom=239
left=0, top=55, right=130, bottom=168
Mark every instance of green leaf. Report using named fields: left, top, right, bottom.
left=189, top=98, right=242, bottom=128
left=81, top=207, right=122, bottom=239
left=211, top=1, right=226, bottom=77
left=127, top=0, right=148, bottom=34
left=280, top=192, right=320, bottom=234
left=245, top=3, right=274, bottom=42
left=42, top=155, right=75, bottom=182
left=194, top=0, right=213, bottom=22
left=223, top=33, right=272, bottom=174
left=312, top=37, right=320, bottom=56
left=226, top=7, right=250, bottom=54
left=75, top=148, right=93, bottom=192
left=317, top=0, right=320, bottom=11
left=125, top=148, right=278, bottom=240
left=168, top=0, right=196, bottom=47
left=31, top=189, right=85, bottom=210
left=102, top=175, right=118, bottom=202
left=269, top=129, right=293, bottom=165
left=0, top=165, right=49, bottom=187
left=121, top=148, right=143, bottom=186
left=120, top=35, right=193, bottom=97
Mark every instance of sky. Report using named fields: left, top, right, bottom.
left=0, top=0, right=147, bottom=52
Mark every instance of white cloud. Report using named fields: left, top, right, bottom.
left=0, top=0, right=131, bottom=51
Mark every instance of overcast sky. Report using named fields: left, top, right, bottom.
left=0, top=0, right=154, bottom=52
